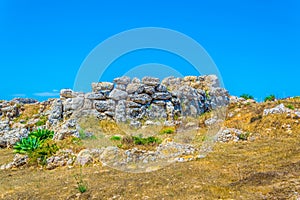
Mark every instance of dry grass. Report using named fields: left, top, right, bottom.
left=15, top=104, right=40, bottom=122
left=1, top=99, right=300, bottom=199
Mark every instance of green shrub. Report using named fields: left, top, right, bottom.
left=264, top=94, right=276, bottom=102
left=286, top=104, right=295, bottom=110
left=240, top=94, right=254, bottom=100
left=110, top=135, right=121, bottom=141
left=238, top=132, right=250, bottom=141
left=28, top=139, right=59, bottom=165
left=132, top=135, right=161, bottom=145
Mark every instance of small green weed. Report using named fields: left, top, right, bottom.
left=159, top=127, right=176, bottom=135
left=238, top=132, right=250, bottom=141
left=74, top=167, right=87, bottom=193
left=110, top=135, right=122, bottom=141
left=286, top=104, right=295, bottom=110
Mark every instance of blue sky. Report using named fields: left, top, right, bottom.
left=0, top=0, right=299, bottom=101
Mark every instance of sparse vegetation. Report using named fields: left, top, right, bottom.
left=286, top=104, right=295, bottom=110
left=240, top=94, right=254, bottom=100
left=250, top=115, right=262, bottom=123
left=28, top=140, right=59, bottom=165
left=74, top=167, right=87, bottom=193
left=110, top=135, right=121, bottom=141
left=1, top=96, right=300, bottom=199
left=159, top=126, right=176, bottom=135
left=238, top=132, right=250, bottom=141
left=35, top=115, right=48, bottom=126
left=264, top=94, right=276, bottom=102
left=132, top=135, right=162, bottom=146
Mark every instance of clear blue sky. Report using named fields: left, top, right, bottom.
left=0, top=0, right=299, bottom=101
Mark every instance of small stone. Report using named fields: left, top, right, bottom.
left=60, top=89, right=77, bottom=98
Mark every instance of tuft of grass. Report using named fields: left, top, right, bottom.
left=238, top=132, right=250, bottom=141
left=286, top=104, right=295, bottom=110
left=110, top=135, right=121, bottom=141
left=159, top=127, right=176, bottom=135
left=132, top=135, right=162, bottom=146
left=35, top=116, right=48, bottom=126
left=240, top=94, right=254, bottom=100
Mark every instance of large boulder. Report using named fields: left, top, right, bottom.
left=95, top=100, right=115, bottom=112
left=129, top=94, right=152, bottom=105
left=142, top=77, right=160, bottom=86
left=109, top=89, right=128, bottom=101
left=126, top=83, right=144, bottom=94
left=92, top=82, right=114, bottom=93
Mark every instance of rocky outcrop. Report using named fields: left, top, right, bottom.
left=0, top=75, right=229, bottom=148
left=54, top=75, right=229, bottom=126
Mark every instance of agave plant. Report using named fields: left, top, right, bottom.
left=13, top=137, right=41, bottom=154
left=13, top=129, right=55, bottom=154
left=29, top=129, right=54, bottom=141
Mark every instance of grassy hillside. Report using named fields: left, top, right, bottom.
left=0, top=98, right=300, bottom=199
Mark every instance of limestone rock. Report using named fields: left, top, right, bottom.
left=144, top=86, right=156, bottom=95
left=129, top=94, right=152, bottom=105
left=126, top=83, right=144, bottom=94
left=109, top=89, right=128, bottom=101
left=152, top=92, right=172, bottom=100
left=115, top=100, right=126, bottom=123
left=85, top=92, right=106, bottom=100
left=60, top=89, right=78, bottom=98
left=76, top=149, right=93, bottom=166
left=263, top=103, right=291, bottom=116
left=142, top=76, right=160, bottom=86
left=92, top=82, right=114, bottom=92
left=113, top=76, right=131, bottom=85
left=95, top=100, right=115, bottom=112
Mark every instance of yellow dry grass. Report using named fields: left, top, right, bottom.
left=0, top=98, right=300, bottom=199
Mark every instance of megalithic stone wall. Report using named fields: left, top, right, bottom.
left=54, top=75, right=229, bottom=128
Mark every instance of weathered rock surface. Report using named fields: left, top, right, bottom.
left=263, top=103, right=292, bottom=116
left=0, top=75, right=229, bottom=149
